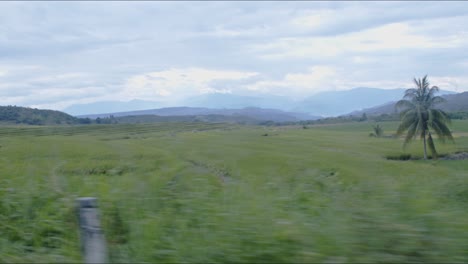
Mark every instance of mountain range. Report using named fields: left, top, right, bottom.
left=1, top=88, right=466, bottom=125
left=79, top=107, right=320, bottom=123
left=64, top=87, right=457, bottom=117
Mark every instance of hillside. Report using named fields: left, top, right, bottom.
left=349, top=91, right=468, bottom=117
left=438, top=92, right=468, bottom=112
left=0, top=105, right=81, bottom=125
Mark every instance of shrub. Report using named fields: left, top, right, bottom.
left=386, top=154, right=412, bottom=160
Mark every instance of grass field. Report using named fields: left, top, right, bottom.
left=1, top=120, right=468, bottom=263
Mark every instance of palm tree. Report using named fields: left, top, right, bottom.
left=395, top=75, right=454, bottom=160
left=374, top=124, right=383, bottom=137
left=369, top=124, right=384, bottom=137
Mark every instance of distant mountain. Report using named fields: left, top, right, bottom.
left=182, top=93, right=298, bottom=110
left=64, top=87, right=458, bottom=117
left=64, top=95, right=295, bottom=116
left=79, top=107, right=320, bottom=122
left=293, top=87, right=454, bottom=117
left=292, top=88, right=407, bottom=116
left=64, top=99, right=162, bottom=116
left=0, top=105, right=80, bottom=125
left=348, top=101, right=398, bottom=116
left=349, top=91, right=468, bottom=116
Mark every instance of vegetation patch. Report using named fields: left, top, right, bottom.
left=385, top=153, right=413, bottom=161
left=386, top=153, right=452, bottom=161
left=440, top=151, right=468, bottom=160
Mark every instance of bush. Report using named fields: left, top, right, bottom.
left=386, top=154, right=412, bottom=160
left=370, top=124, right=384, bottom=138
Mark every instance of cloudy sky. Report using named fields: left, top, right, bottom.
left=1, top=1, right=468, bottom=110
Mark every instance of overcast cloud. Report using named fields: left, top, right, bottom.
left=0, top=1, right=467, bottom=110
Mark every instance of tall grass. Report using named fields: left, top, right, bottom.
left=0, top=121, right=467, bottom=262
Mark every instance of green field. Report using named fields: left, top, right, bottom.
left=1, top=121, right=468, bottom=263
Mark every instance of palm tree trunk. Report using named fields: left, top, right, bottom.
left=423, top=131, right=427, bottom=160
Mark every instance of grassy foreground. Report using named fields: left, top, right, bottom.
left=0, top=121, right=468, bottom=263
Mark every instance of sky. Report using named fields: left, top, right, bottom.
left=1, top=1, right=468, bottom=111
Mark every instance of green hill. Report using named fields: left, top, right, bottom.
left=0, top=105, right=295, bottom=126
left=0, top=105, right=81, bottom=125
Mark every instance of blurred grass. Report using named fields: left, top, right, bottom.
left=0, top=121, right=467, bottom=262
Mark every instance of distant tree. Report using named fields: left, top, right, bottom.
left=360, top=113, right=368, bottom=122
left=395, top=75, right=454, bottom=159
left=448, top=112, right=468, bottom=120
left=109, top=115, right=117, bottom=124
left=78, top=118, right=91, bottom=124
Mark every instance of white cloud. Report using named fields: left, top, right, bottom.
left=430, top=76, right=468, bottom=93
left=253, top=21, right=468, bottom=60
left=289, top=9, right=334, bottom=30
left=122, top=67, right=258, bottom=101
left=30, top=72, right=87, bottom=83
left=245, top=66, right=337, bottom=96
left=244, top=66, right=468, bottom=97
left=198, top=25, right=270, bottom=38
left=0, top=1, right=468, bottom=111
left=283, top=66, right=336, bottom=89
left=0, top=95, right=28, bottom=106
left=199, top=87, right=232, bottom=94
left=0, top=64, right=43, bottom=76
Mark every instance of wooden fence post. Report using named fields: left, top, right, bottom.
left=76, top=197, right=109, bottom=264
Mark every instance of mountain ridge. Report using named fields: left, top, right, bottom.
left=64, top=87, right=457, bottom=117
left=2, top=89, right=466, bottom=126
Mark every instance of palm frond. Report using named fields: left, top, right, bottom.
left=430, top=96, right=446, bottom=107
left=397, top=111, right=417, bottom=136
left=413, top=77, right=421, bottom=90
left=431, top=118, right=454, bottom=142
left=430, top=108, right=450, bottom=125
left=404, top=88, right=418, bottom=99
left=429, top=85, right=440, bottom=96
left=396, top=99, right=414, bottom=111
left=422, top=75, right=430, bottom=90
left=399, top=107, right=414, bottom=119
left=403, top=122, right=417, bottom=148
